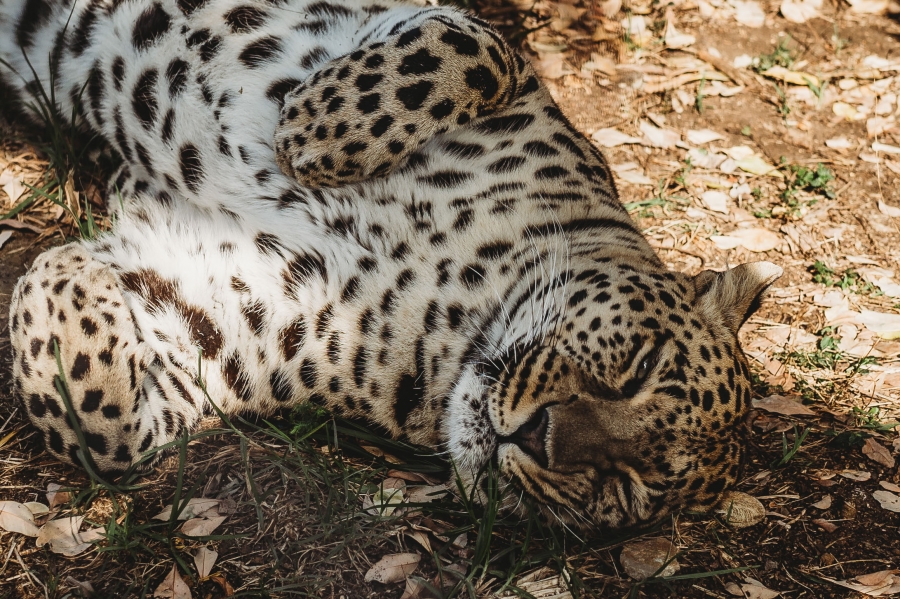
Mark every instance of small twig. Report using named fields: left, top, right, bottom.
left=691, top=585, right=729, bottom=599
left=649, top=242, right=707, bottom=266
left=0, top=536, right=16, bottom=577
left=14, top=539, right=48, bottom=599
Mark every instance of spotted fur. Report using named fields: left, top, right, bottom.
left=1, top=0, right=781, bottom=529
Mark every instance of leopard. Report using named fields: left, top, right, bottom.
left=0, top=0, right=782, bottom=530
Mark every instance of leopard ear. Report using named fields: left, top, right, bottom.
left=693, top=262, right=783, bottom=335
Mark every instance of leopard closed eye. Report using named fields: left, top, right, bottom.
left=1, top=0, right=781, bottom=530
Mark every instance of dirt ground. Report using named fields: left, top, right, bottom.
left=1, top=0, right=900, bottom=597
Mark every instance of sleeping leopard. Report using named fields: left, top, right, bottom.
left=1, top=0, right=781, bottom=529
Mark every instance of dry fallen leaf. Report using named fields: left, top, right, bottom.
left=533, top=54, right=573, bottom=80
left=752, top=395, right=815, bottom=416
left=736, top=154, right=780, bottom=176
left=717, top=492, right=766, bottom=528
left=36, top=516, right=103, bottom=556
left=194, top=547, right=218, bottom=578
left=701, top=190, right=730, bottom=214
left=840, top=469, right=872, bottom=482
left=859, top=310, right=900, bottom=339
left=621, top=15, right=653, bottom=46
left=364, top=553, right=421, bottom=584
left=619, top=538, right=680, bottom=580
left=0, top=501, right=40, bottom=537
left=663, top=18, right=695, bottom=49
left=0, top=230, right=12, bottom=251
left=154, top=566, right=192, bottom=599
left=599, top=0, right=622, bottom=17
left=406, top=484, right=448, bottom=504
left=181, top=516, right=226, bottom=537
left=873, top=141, right=900, bottom=154
left=813, top=518, right=839, bottom=533
left=617, top=169, right=655, bottom=186
left=23, top=502, right=50, bottom=518
left=405, top=530, right=433, bottom=554
left=873, top=490, right=900, bottom=513
left=711, top=228, right=782, bottom=252
left=400, top=577, right=428, bottom=599
left=881, top=481, right=900, bottom=493
left=686, top=129, right=725, bottom=145
left=847, top=0, right=889, bottom=13
left=780, top=0, right=822, bottom=22
left=591, top=128, right=642, bottom=148
left=826, top=137, right=853, bottom=149
left=0, top=170, right=26, bottom=205
left=153, top=498, right=221, bottom=521
left=639, top=121, right=680, bottom=149
left=761, top=65, right=819, bottom=87
left=819, top=569, right=900, bottom=596
left=863, top=438, right=896, bottom=468
left=869, top=119, right=897, bottom=141
left=811, top=495, right=832, bottom=509
left=734, top=1, right=766, bottom=26
left=833, top=102, right=860, bottom=121
left=64, top=577, right=95, bottom=594
left=879, top=200, right=900, bottom=217
left=741, top=579, right=782, bottom=599
left=46, top=483, right=71, bottom=510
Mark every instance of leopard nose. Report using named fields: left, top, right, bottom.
left=502, top=407, right=550, bottom=468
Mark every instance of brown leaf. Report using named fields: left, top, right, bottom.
left=840, top=469, right=872, bottom=482
left=819, top=569, right=900, bottom=596
left=741, top=580, right=782, bottom=599
left=364, top=553, right=421, bottom=584
left=153, top=498, right=221, bottom=521
left=153, top=566, right=192, bottom=599
left=208, top=574, right=234, bottom=596
left=36, top=516, right=101, bottom=556
left=406, top=484, right=448, bottom=504
left=880, top=481, right=900, bottom=493
left=619, top=538, right=680, bottom=580
left=46, top=483, right=71, bottom=510
left=400, top=577, right=428, bottom=599
left=405, top=530, right=432, bottom=554
left=194, top=547, right=218, bottom=578
left=873, top=490, right=900, bottom=513
left=0, top=501, right=40, bottom=537
left=752, top=395, right=815, bottom=416
left=717, top=492, right=766, bottom=528
left=811, top=495, right=832, bottom=509
left=711, top=228, right=783, bottom=253
left=863, top=438, right=896, bottom=468
left=181, top=516, right=226, bottom=537
left=64, top=577, right=95, bottom=594
left=813, top=518, right=839, bottom=533
left=386, top=470, right=436, bottom=484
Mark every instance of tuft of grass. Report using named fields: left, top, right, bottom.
left=774, top=83, right=790, bottom=119
left=771, top=162, right=835, bottom=216
left=771, top=425, right=809, bottom=468
left=852, top=406, right=900, bottom=433
left=809, top=261, right=878, bottom=295
left=0, top=11, right=111, bottom=239
left=754, top=36, right=795, bottom=73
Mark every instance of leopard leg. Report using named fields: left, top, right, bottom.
left=274, top=8, right=534, bottom=188
left=8, top=244, right=204, bottom=476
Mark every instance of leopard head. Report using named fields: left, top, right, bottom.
left=449, top=260, right=781, bottom=530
